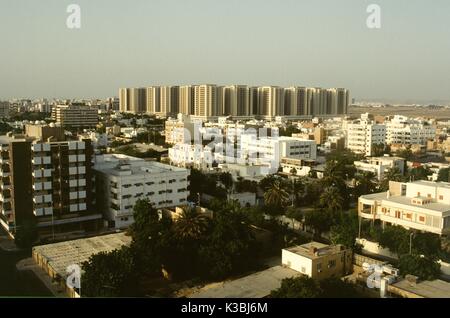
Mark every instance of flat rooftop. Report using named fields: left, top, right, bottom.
left=391, top=279, right=450, bottom=298
left=360, top=191, right=450, bottom=214
left=32, top=232, right=132, bottom=278
left=384, top=195, right=450, bottom=213
left=189, top=266, right=300, bottom=298
left=94, top=154, right=188, bottom=175
left=284, top=242, right=345, bottom=260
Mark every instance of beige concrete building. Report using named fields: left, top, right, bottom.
left=282, top=242, right=353, bottom=280
left=359, top=180, right=450, bottom=235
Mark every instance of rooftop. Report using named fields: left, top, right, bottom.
left=32, top=233, right=131, bottom=279
left=284, top=242, right=346, bottom=260
left=189, top=266, right=300, bottom=298
left=391, top=279, right=450, bottom=298
left=94, top=154, right=188, bottom=176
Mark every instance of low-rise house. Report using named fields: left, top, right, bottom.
left=282, top=242, right=353, bottom=280
left=354, top=156, right=405, bottom=180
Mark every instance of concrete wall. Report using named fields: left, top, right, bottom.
left=356, top=238, right=398, bottom=260
left=356, top=238, right=450, bottom=276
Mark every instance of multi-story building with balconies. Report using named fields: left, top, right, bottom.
left=345, top=114, right=386, bottom=156
left=358, top=180, right=450, bottom=236
left=0, top=125, right=101, bottom=240
left=93, top=154, right=190, bottom=229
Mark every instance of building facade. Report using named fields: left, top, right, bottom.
left=119, top=84, right=350, bottom=119
left=52, top=104, right=98, bottom=128
left=345, top=114, right=386, bottom=156
left=0, top=125, right=101, bottom=239
left=94, top=154, right=190, bottom=229
left=359, top=180, right=450, bottom=236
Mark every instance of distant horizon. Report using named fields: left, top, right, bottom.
left=1, top=0, right=450, bottom=101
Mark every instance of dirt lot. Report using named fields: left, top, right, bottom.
left=349, top=106, right=450, bottom=121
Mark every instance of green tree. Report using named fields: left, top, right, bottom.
left=412, top=232, right=442, bottom=258
left=398, top=254, right=441, bottom=281
left=319, top=278, right=360, bottom=298
left=437, top=168, right=450, bottom=182
left=219, top=172, right=234, bottom=190
left=354, top=172, right=377, bottom=199
left=396, top=148, right=414, bottom=161
left=285, top=206, right=303, bottom=230
left=198, top=208, right=256, bottom=280
left=304, top=209, right=332, bottom=238
left=407, top=166, right=432, bottom=182
left=270, top=276, right=360, bottom=298
left=172, top=206, right=210, bottom=241
left=380, top=167, right=405, bottom=191
left=378, top=225, right=410, bottom=255
left=320, top=186, right=344, bottom=213
left=270, top=276, right=322, bottom=298
left=81, top=246, right=140, bottom=297
left=127, top=199, right=171, bottom=276
left=372, top=143, right=389, bottom=157
left=264, top=179, right=290, bottom=210
left=330, top=212, right=360, bottom=251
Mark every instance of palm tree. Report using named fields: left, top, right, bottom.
left=354, top=171, right=377, bottom=198
left=264, top=179, right=290, bottom=208
left=173, top=206, right=210, bottom=241
left=320, top=186, right=344, bottom=213
left=380, top=167, right=405, bottom=191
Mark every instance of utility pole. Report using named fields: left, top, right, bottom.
left=409, top=232, right=414, bottom=255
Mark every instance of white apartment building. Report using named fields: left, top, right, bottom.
left=240, top=135, right=317, bottom=174
left=354, top=156, right=405, bottom=180
left=345, top=114, right=386, bottom=156
left=164, top=114, right=198, bottom=145
left=359, top=180, right=450, bottom=236
left=168, top=143, right=216, bottom=169
left=386, top=116, right=436, bottom=146
left=94, top=154, right=190, bottom=229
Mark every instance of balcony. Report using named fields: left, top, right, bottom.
left=69, top=155, right=78, bottom=163
left=69, top=167, right=78, bottom=175
left=34, top=208, right=44, bottom=217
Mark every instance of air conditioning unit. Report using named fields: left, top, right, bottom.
left=382, top=265, right=400, bottom=277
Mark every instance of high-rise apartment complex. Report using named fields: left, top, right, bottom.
left=119, top=84, right=350, bottom=119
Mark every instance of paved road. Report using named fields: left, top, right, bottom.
left=0, top=230, right=52, bottom=297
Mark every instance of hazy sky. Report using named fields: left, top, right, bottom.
left=1, top=0, right=450, bottom=102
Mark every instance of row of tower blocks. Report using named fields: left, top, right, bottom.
left=119, top=85, right=350, bottom=119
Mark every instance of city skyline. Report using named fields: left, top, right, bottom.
left=1, top=0, right=450, bottom=102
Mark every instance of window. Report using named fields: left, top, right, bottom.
left=419, top=216, right=426, bottom=223
left=317, top=263, right=322, bottom=272
left=328, top=260, right=336, bottom=268
left=427, top=194, right=432, bottom=199
left=395, top=211, right=401, bottom=219
left=417, top=192, right=421, bottom=197
left=440, top=195, right=444, bottom=200
left=406, top=213, right=412, bottom=220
